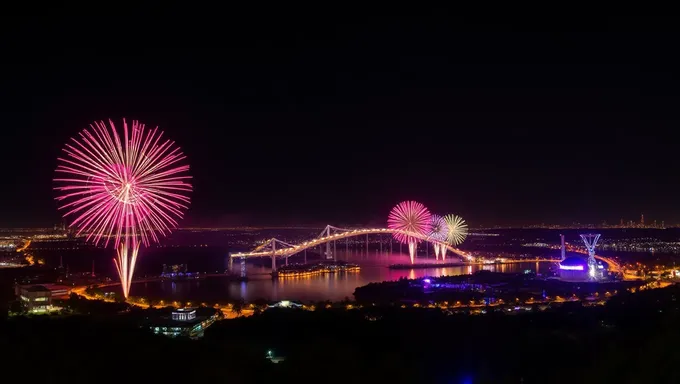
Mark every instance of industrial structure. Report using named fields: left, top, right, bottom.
left=581, top=234, right=602, bottom=280
left=558, top=233, right=607, bottom=281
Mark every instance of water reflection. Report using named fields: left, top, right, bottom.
left=126, top=250, right=555, bottom=302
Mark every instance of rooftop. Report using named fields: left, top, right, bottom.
left=560, top=256, right=588, bottom=267
left=24, top=285, right=51, bottom=293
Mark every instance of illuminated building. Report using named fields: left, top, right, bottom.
left=558, top=257, right=589, bottom=281
left=148, top=307, right=220, bottom=339
left=558, top=234, right=607, bottom=281
left=172, top=308, right=196, bottom=321
left=16, top=285, right=52, bottom=313
left=558, top=257, right=606, bottom=281
left=161, top=264, right=205, bottom=280
left=270, top=300, right=303, bottom=308
left=39, top=284, right=71, bottom=298
left=15, top=284, right=71, bottom=313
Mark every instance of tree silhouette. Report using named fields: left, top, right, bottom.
left=231, top=299, right=244, bottom=316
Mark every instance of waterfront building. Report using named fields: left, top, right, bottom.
left=161, top=264, right=204, bottom=280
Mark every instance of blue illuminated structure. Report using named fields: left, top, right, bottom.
left=559, top=264, right=584, bottom=271
left=558, top=256, right=589, bottom=281
left=160, top=264, right=204, bottom=280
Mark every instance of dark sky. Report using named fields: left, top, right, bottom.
left=1, top=7, right=679, bottom=227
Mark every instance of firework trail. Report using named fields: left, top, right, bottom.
left=429, top=214, right=449, bottom=260
left=54, top=119, right=192, bottom=298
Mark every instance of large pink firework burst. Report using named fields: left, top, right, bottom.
left=387, top=201, right=432, bottom=263
left=54, top=119, right=192, bottom=298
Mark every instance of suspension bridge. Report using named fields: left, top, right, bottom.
left=228, top=225, right=471, bottom=274
left=228, top=225, right=622, bottom=277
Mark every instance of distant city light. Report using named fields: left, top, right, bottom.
left=423, top=278, right=431, bottom=284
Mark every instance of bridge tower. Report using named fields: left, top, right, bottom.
left=580, top=234, right=601, bottom=280
left=230, top=238, right=297, bottom=277
left=271, top=239, right=276, bottom=272
left=318, top=225, right=341, bottom=261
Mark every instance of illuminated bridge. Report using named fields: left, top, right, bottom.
left=228, top=225, right=622, bottom=277
left=229, top=226, right=470, bottom=274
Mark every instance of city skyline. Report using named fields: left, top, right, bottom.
left=0, top=212, right=675, bottom=231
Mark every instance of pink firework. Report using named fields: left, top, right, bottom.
left=387, top=201, right=432, bottom=264
left=54, top=119, right=192, bottom=298
left=430, top=214, right=448, bottom=260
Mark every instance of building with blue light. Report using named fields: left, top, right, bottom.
left=160, top=264, right=205, bottom=280
left=559, top=256, right=606, bottom=281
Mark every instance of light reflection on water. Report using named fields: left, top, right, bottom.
left=126, top=250, right=554, bottom=303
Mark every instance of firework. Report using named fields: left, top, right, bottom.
left=54, top=119, right=192, bottom=298
left=387, top=201, right=432, bottom=264
left=443, top=214, right=468, bottom=247
left=429, top=214, right=448, bottom=260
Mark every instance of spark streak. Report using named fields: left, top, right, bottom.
left=387, top=201, right=432, bottom=264
left=54, top=119, right=192, bottom=298
left=429, top=214, right=448, bottom=260
left=443, top=214, right=468, bottom=253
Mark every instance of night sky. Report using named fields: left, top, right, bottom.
left=1, top=8, right=679, bottom=227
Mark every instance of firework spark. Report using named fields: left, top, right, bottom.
left=443, top=214, right=468, bottom=247
left=387, top=201, right=432, bottom=264
left=54, top=119, right=192, bottom=298
left=429, top=214, right=448, bottom=260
